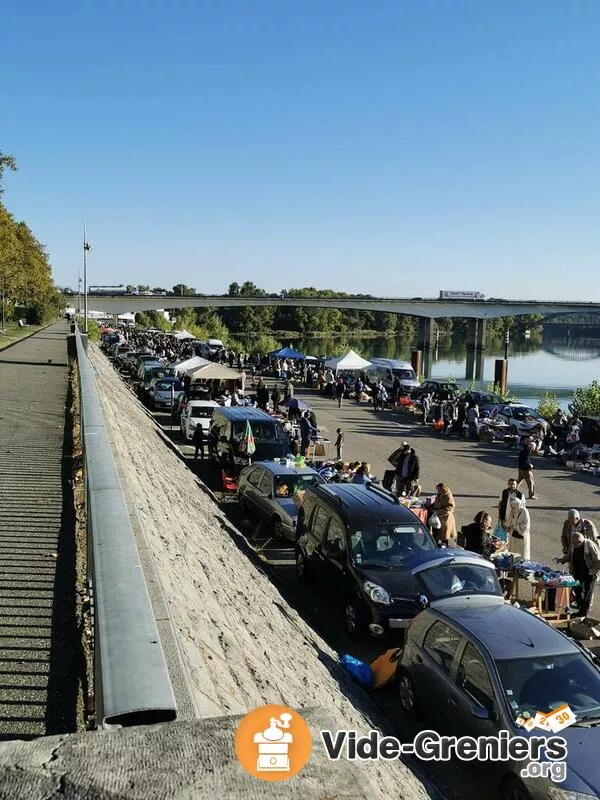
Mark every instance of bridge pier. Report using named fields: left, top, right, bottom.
left=417, top=318, right=436, bottom=377
left=465, top=318, right=486, bottom=382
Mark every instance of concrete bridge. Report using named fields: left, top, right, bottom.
left=71, top=292, right=600, bottom=320
left=66, top=293, right=600, bottom=381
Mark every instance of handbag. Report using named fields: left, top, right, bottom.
left=494, top=522, right=508, bottom=543
left=429, top=511, right=441, bottom=529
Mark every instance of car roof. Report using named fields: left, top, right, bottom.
left=248, top=462, right=320, bottom=477
left=431, top=602, right=580, bottom=661
left=309, top=482, right=423, bottom=525
left=188, top=399, right=218, bottom=406
left=369, top=358, right=414, bottom=369
left=213, top=407, right=280, bottom=422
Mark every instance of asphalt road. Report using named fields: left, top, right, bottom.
left=125, top=375, right=600, bottom=800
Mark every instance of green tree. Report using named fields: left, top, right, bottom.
left=172, top=283, right=196, bottom=296
left=569, top=380, right=600, bottom=418
left=537, top=392, right=560, bottom=420
left=0, top=151, right=17, bottom=195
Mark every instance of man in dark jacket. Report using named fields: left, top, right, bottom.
left=395, top=444, right=420, bottom=496
left=517, top=439, right=537, bottom=499
left=271, top=384, right=282, bottom=412
left=299, top=412, right=317, bottom=456
left=256, top=380, right=269, bottom=411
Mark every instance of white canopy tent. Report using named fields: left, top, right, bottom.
left=168, top=355, right=210, bottom=375
left=324, top=350, right=372, bottom=372
left=186, top=362, right=242, bottom=381
left=171, top=329, right=195, bottom=340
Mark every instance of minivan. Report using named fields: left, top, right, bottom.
left=365, top=359, right=419, bottom=395
left=208, top=407, right=289, bottom=472
left=295, top=482, right=440, bottom=638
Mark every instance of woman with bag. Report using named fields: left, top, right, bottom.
left=505, top=495, right=531, bottom=560
left=432, top=483, right=457, bottom=546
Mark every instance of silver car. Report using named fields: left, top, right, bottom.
left=238, top=462, right=324, bottom=541
left=489, top=404, right=550, bottom=436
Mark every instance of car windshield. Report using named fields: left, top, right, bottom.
left=512, top=407, right=538, bottom=420
left=274, top=474, right=321, bottom=497
left=233, top=421, right=286, bottom=443
left=418, top=563, right=502, bottom=599
left=156, top=380, right=182, bottom=391
left=350, top=524, right=437, bottom=568
left=496, top=653, right=600, bottom=722
left=189, top=406, right=214, bottom=419
left=393, top=369, right=417, bottom=380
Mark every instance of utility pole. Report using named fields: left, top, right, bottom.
left=83, top=221, right=91, bottom=332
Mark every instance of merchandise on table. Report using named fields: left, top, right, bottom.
left=515, top=560, right=580, bottom=587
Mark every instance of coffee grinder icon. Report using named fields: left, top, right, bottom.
left=253, top=713, right=293, bottom=772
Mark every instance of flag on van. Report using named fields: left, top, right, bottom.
left=241, top=420, right=255, bottom=455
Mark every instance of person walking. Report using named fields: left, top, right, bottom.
left=374, top=380, right=388, bottom=412
left=432, top=483, right=457, bottom=546
left=334, top=377, right=345, bottom=408
left=505, top=494, right=531, bottom=559
left=395, top=444, right=420, bottom=496
left=284, top=378, right=294, bottom=402
left=192, top=423, right=205, bottom=461
left=271, top=384, right=282, bottom=412
left=517, top=438, right=537, bottom=499
left=256, top=380, right=269, bottom=411
left=334, top=428, right=344, bottom=460
left=466, top=403, right=479, bottom=440
left=557, top=532, right=600, bottom=616
left=421, top=393, right=431, bottom=425
left=561, top=509, right=599, bottom=556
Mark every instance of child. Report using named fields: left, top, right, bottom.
left=335, top=428, right=344, bottom=461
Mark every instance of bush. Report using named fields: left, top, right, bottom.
left=486, top=382, right=518, bottom=402
left=242, top=334, right=280, bottom=357
left=569, top=380, right=600, bottom=418
left=537, top=391, right=560, bottom=421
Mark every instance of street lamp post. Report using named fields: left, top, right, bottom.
left=83, top=223, right=91, bottom=332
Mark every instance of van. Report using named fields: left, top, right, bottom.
left=364, top=358, right=419, bottom=395
left=208, top=407, right=289, bottom=472
left=194, top=339, right=224, bottom=359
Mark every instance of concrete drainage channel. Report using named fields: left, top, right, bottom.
left=101, top=350, right=477, bottom=800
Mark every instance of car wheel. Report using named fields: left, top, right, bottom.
left=397, top=668, right=421, bottom=718
left=272, top=517, right=284, bottom=539
left=343, top=597, right=369, bottom=640
left=499, top=776, right=532, bottom=800
left=295, top=548, right=310, bottom=582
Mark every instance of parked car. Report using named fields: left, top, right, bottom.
left=296, top=482, right=443, bottom=638
left=208, top=407, right=289, bottom=472
left=138, top=364, right=168, bottom=397
left=488, top=404, right=550, bottom=435
left=412, top=380, right=459, bottom=401
left=180, top=400, right=219, bottom=440
left=148, top=376, right=183, bottom=410
left=238, top=462, right=325, bottom=541
left=460, top=390, right=505, bottom=416
left=132, top=354, right=163, bottom=377
left=397, top=600, right=600, bottom=800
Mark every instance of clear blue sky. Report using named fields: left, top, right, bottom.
left=2, top=0, right=600, bottom=300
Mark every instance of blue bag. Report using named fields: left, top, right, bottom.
left=494, top=522, right=508, bottom=543
left=340, top=654, right=374, bottom=687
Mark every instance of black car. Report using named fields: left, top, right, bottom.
left=295, top=482, right=440, bottom=638
left=460, top=390, right=505, bottom=416
left=412, top=379, right=459, bottom=401
left=208, top=407, right=289, bottom=473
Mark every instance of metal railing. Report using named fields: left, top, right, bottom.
left=73, top=327, right=177, bottom=727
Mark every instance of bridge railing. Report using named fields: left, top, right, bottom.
left=72, top=326, right=177, bottom=728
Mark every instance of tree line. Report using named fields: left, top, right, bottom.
left=0, top=151, right=60, bottom=325
left=136, top=280, right=544, bottom=342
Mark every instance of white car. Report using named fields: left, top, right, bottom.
left=180, top=400, right=219, bottom=441
left=488, top=403, right=550, bottom=435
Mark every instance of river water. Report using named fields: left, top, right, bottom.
left=293, top=333, right=600, bottom=410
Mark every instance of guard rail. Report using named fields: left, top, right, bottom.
left=73, top=326, right=177, bottom=727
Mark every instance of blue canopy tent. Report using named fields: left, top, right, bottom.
left=268, top=346, right=306, bottom=360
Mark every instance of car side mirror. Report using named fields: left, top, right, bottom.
left=471, top=705, right=493, bottom=721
